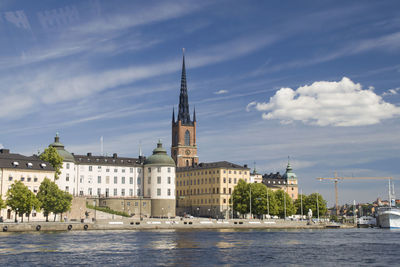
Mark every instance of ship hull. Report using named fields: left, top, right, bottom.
left=378, top=208, right=400, bottom=229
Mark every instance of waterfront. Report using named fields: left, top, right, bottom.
left=0, top=228, right=399, bottom=266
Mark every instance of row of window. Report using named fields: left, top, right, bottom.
left=177, top=187, right=232, bottom=196
left=78, top=188, right=141, bottom=197
left=147, top=176, right=172, bottom=184
left=177, top=177, right=246, bottom=187
left=147, top=167, right=172, bottom=173
left=83, top=165, right=142, bottom=173
left=9, top=176, right=39, bottom=182
left=177, top=170, right=247, bottom=178
left=148, top=188, right=172, bottom=196
left=78, top=176, right=141, bottom=185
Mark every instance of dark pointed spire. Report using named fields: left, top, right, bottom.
left=178, top=48, right=191, bottom=125
left=193, top=106, right=196, bottom=122
left=172, top=107, right=175, bottom=123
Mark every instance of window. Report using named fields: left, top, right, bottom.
left=137, top=188, right=141, bottom=196
left=97, top=188, right=101, bottom=196
left=122, top=168, right=125, bottom=173
left=114, top=176, right=117, bottom=184
left=129, top=177, right=133, bottom=184
left=121, top=177, right=125, bottom=184
left=106, top=168, right=110, bottom=173
left=114, top=168, right=118, bottom=173
left=137, top=177, right=141, bottom=185
left=148, top=177, right=151, bottom=184
left=148, top=167, right=151, bottom=173
left=129, top=189, right=133, bottom=196
left=89, top=166, right=93, bottom=171
left=168, top=177, right=171, bottom=184
left=34, top=177, right=38, bottom=182
left=138, top=168, right=141, bottom=173
left=20, top=177, right=25, bottom=182
left=168, top=167, right=171, bottom=173
left=184, top=130, right=190, bottom=146
left=223, top=188, right=226, bottom=194
left=121, top=189, right=125, bottom=196
left=127, top=201, right=130, bottom=206
left=105, top=188, right=109, bottom=197
left=157, top=188, right=161, bottom=196
left=97, top=176, right=101, bottom=183
left=234, top=178, right=237, bottom=184
left=65, top=186, right=69, bottom=192
left=66, top=173, right=70, bottom=182
left=223, top=199, right=226, bottom=204
left=66, top=163, right=70, bottom=169
left=130, top=168, right=133, bottom=173
left=229, top=188, right=232, bottom=194
left=223, top=178, right=226, bottom=183
left=27, top=177, right=31, bottom=182
left=157, top=176, right=161, bottom=184
left=157, top=167, right=161, bottom=172
left=229, top=178, right=231, bottom=184
left=113, top=188, right=117, bottom=196
left=98, top=166, right=102, bottom=172
left=167, top=189, right=171, bottom=196
left=88, top=188, right=92, bottom=195
left=8, top=176, right=12, bottom=181
left=33, top=186, right=38, bottom=193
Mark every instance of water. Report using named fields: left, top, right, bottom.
left=0, top=228, right=399, bottom=266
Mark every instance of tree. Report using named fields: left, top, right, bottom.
left=273, top=189, right=296, bottom=218
left=6, top=181, right=40, bottom=222
left=40, top=146, right=63, bottom=179
left=232, top=179, right=249, bottom=216
left=294, top=194, right=307, bottom=215
left=37, top=178, right=60, bottom=222
left=0, top=197, right=6, bottom=210
left=303, top=193, right=327, bottom=218
left=37, top=178, right=73, bottom=222
left=249, top=183, right=269, bottom=217
left=53, top=190, right=73, bottom=222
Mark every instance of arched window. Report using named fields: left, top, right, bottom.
left=186, top=160, right=189, bottom=166
left=174, top=133, right=178, bottom=146
left=184, top=130, right=190, bottom=146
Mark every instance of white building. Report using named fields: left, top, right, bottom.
left=49, top=134, right=144, bottom=198
left=143, top=141, right=176, bottom=218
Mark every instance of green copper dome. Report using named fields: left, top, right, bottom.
left=282, top=159, right=297, bottom=180
left=144, top=141, right=175, bottom=166
left=49, top=133, right=75, bottom=162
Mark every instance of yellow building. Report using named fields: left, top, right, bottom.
left=176, top=161, right=250, bottom=219
left=0, top=149, right=55, bottom=222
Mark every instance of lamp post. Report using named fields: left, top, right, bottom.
left=300, top=189, right=303, bottom=220
left=208, top=208, right=211, bottom=219
left=316, top=193, right=320, bottom=222
left=139, top=196, right=142, bottom=220
left=93, top=200, right=97, bottom=222
left=267, top=188, right=270, bottom=217
left=284, top=187, right=287, bottom=220
left=197, top=207, right=199, bottom=218
left=249, top=184, right=252, bottom=219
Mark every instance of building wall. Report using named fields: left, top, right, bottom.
left=176, top=166, right=250, bottom=218
left=0, top=168, right=55, bottom=222
left=171, top=120, right=198, bottom=167
left=56, top=161, right=76, bottom=195
left=94, top=197, right=152, bottom=218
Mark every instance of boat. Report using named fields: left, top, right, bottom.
left=357, top=216, right=376, bottom=228
left=377, top=179, right=400, bottom=229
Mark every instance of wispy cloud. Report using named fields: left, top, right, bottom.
left=214, top=89, right=228, bottom=95
left=382, top=87, right=400, bottom=97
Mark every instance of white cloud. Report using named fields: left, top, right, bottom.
left=0, top=143, right=3, bottom=149
left=249, top=77, right=400, bottom=126
left=214, top=89, right=228, bottom=95
left=382, top=87, right=400, bottom=96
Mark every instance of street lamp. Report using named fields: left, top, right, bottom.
left=208, top=208, right=211, bottom=218
left=161, top=207, right=164, bottom=219
left=249, top=184, right=252, bottom=219
left=93, top=200, right=97, bottom=222
left=197, top=207, right=199, bottom=217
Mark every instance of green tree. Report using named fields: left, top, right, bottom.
left=303, top=193, right=327, bottom=218
left=273, top=189, right=296, bottom=218
left=294, top=194, right=307, bottom=215
left=40, top=146, right=63, bottom=179
left=232, top=179, right=249, bottom=216
left=37, top=178, right=60, bottom=222
left=53, top=190, right=73, bottom=222
left=0, top=197, right=6, bottom=210
left=249, top=183, right=269, bottom=217
left=6, top=181, right=40, bottom=222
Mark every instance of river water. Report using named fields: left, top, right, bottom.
left=0, top=228, right=399, bottom=266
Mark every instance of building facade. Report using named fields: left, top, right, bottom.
left=0, top=149, right=55, bottom=221
left=144, top=141, right=176, bottom=218
left=176, top=161, right=250, bottom=219
left=171, top=52, right=198, bottom=167
left=262, top=161, right=299, bottom=200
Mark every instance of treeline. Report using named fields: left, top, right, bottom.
left=232, top=180, right=327, bottom=218
left=1, top=178, right=72, bottom=222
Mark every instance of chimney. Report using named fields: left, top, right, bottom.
left=244, top=164, right=248, bottom=168
left=0, top=149, right=10, bottom=154
left=87, top=152, right=92, bottom=157
left=113, top=153, right=117, bottom=159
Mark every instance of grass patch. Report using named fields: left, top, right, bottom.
left=86, top=204, right=130, bottom=217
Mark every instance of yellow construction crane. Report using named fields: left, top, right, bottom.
left=317, top=173, right=392, bottom=216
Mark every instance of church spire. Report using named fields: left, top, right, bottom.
left=193, top=106, right=196, bottom=122
left=172, top=107, right=175, bottom=123
left=178, top=48, right=191, bottom=125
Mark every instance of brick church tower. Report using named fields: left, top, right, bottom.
left=171, top=50, right=198, bottom=167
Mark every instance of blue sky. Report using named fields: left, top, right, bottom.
left=1, top=0, right=400, bottom=205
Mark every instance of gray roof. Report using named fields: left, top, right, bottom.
left=0, top=149, right=55, bottom=171
left=74, top=153, right=143, bottom=167
left=48, top=134, right=75, bottom=162
left=177, top=161, right=250, bottom=172
left=144, top=141, right=175, bottom=166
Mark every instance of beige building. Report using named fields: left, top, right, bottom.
left=176, top=161, right=250, bottom=219
left=0, top=149, right=55, bottom=222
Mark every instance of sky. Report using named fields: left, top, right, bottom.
left=1, top=0, right=400, bottom=206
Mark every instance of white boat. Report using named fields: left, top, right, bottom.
left=377, top=207, right=400, bottom=229
left=377, top=179, right=400, bottom=229
left=357, top=216, right=376, bottom=228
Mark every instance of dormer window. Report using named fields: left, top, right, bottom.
left=40, top=163, right=46, bottom=168
left=12, top=161, right=19, bottom=167
left=27, top=162, right=33, bottom=168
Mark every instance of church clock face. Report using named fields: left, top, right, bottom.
left=185, top=149, right=191, bottom=155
